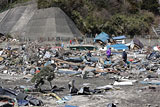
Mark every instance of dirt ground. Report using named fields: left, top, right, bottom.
left=1, top=71, right=160, bottom=107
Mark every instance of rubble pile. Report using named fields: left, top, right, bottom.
left=0, top=35, right=160, bottom=107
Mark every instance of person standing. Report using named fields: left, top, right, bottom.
left=70, top=40, right=72, bottom=45
left=61, top=42, right=64, bottom=48
left=87, top=51, right=92, bottom=57
left=122, top=49, right=127, bottom=63
left=106, top=48, right=111, bottom=58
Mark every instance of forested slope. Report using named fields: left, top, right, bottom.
left=37, top=0, right=160, bottom=37
left=0, top=0, right=159, bottom=37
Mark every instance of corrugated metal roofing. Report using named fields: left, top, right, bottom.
left=94, top=32, right=109, bottom=43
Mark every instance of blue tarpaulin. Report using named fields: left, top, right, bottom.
left=107, top=44, right=128, bottom=50
left=44, top=61, right=51, bottom=66
left=94, top=32, right=109, bottom=43
left=113, top=35, right=126, bottom=40
left=65, top=105, right=78, bottom=107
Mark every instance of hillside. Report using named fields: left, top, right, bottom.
left=37, top=0, right=160, bottom=37
left=0, top=0, right=160, bottom=38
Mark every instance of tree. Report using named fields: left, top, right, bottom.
left=31, top=65, right=56, bottom=89
left=37, top=0, right=51, bottom=9
left=103, top=14, right=152, bottom=37
left=141, top=0, right=160, bottom=15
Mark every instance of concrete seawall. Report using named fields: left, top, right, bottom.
left=0, top=4, right=82, bottom=41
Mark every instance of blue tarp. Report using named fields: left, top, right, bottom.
left=65, top=105, right=78, bottom=107
left=107, top=44, right=128, bottom=50
left=44, top=61, right=51, bottom=66
left=113, top=35, right=126, bottom=40
left=94, top=32, right=109, bottom=43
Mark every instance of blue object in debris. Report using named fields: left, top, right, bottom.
left=65, top=105, right=78, bottom=107
left=126, top=61, right=131, bottom=64
left=7, top=46, right=11, bottom=50
left=140, top=81, right=160, bottom=85
left=113, top=35, right=126, bottom=40
left=88, top=57, right=99, bottom=62
left=104, top=60, right=111, bottom=65
left=44, top=61, right=51, bottom=66
left=94, top=32, right=109, bottom=43
left=18, top=100, right=29, bottom=106
left=107, top=44, right=128, bottom=50
left=62, top=95, right=72, bottom=102
left=65, top=57, right=83, bottom=63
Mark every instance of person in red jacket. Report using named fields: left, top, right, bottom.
left=70, top=40, right=72, bottom=44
